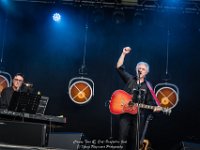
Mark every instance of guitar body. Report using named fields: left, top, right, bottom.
left=109, top=90, right=171, bottom=115
left=109, top=90, right=138, bottom=115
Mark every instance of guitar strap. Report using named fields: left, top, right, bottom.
left=146, top=81, right=161, bottom=106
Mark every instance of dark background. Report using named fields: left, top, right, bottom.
left=0, top=1, right=200, bottom=150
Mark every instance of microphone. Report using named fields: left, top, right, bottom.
left=23, top=82, right=33, bottom=87
left=137, top=70, right=142, bottom=80
left=138, top=70, right=142, bottom=75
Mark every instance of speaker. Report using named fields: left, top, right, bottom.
left=171, top=141, right=200, bottom=150
left=48, top=132, right=83, bottom=150
left=0, top=120, right=48, bottom=147
left=181, top=141, right=200, bottom=150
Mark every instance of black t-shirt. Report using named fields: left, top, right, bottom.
left=116, top=65, right=156, bottom=106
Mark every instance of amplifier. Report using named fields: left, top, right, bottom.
left=0, top=120, right=48, bottom=147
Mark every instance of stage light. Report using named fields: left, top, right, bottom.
left=112, top=10, right=125, bottom=24
left=134, top=12, right=144, bottom=26
left=68, top=23, right=94, bottom=105
left=1, top=0, right=8, bottom=5
left=92, top=9, right=104, bottom=23
left=162, top=0, right=181, bottom=6
left=53, top=13, right=61, bottom=22
left=0, top=75, right=9, bottom=94
left=0, top=72, right=12, bottom=94
left=1, top=0, right=10, bottom=10
left=68, top=77, right=94, bottom=105
left=154, top=83, right=179, bottom=110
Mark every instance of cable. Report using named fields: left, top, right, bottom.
left=79, top=10, right=89, bottom=75
left=0, top=11, right=8, bottom=66
left=166, top=29, right=170, bottom=76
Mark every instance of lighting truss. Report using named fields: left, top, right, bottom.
left=11, top=0, right=200, bottom=13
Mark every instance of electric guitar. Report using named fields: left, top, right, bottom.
left=109, top=90, right=171, bottom=115
left=139, top=114, right=153, bottom=150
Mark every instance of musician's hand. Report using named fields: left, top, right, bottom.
left=153, top=106, right=162, bottom=112
left=122, top=47, right=131, bottom=55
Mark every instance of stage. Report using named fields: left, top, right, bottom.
left=0, top=0, right=200, bottom=150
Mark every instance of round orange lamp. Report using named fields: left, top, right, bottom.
left=156, top=87, right=178, bottom=109
left=154, top=83, right=179, bottom=110
left=0, top=75, right=10, bottom=94
left=68, top=77, right=94, bottom=104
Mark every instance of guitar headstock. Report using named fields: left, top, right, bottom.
left=162, top=107, right=172, bottom=115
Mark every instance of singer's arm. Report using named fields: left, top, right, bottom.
left=117, top=52, right=126, bottom=68
left=116, top=47, right=132, bottom=83
left=116, top=47, right=131, bottom=68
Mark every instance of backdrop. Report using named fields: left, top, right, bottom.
left=0, top=2, right=200, bottom=150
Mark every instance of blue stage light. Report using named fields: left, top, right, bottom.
left=164, top=0, right=180, bottom=4
left=52, top=13, right=61, bottom=22
left=1, top=0, right=9, bottom=7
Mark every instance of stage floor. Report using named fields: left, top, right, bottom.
left=0, top=143, right=70, bottom=150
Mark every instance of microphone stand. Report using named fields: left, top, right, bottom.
left=136, top=72, right=142, bottom=150
left=105, top=100, right=113, bottom=140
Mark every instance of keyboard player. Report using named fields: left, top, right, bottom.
left=0, top=73, right=66, bottom=124
left=0, top=73, right=24, bottom=109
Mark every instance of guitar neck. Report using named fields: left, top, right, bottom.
left=138, top=103, right=156, bottom=111
left=137, top=103, right=170, bottom=115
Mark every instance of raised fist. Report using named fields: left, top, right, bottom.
left=123, top=47, right=131, bottom=54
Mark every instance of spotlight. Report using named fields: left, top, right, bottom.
left=134, top=12, right=144, bottom=26
left=53, top=13, right=61, bottom=22
left=1, top=0, right=9, bottom=6
left=0, top=72, right=12, bottom=94
left=68, top=23, right=94, bottom=105
left=112, top=10, right=125, bottom=24
left=92, top=9, right=104, bottom=23
left=154, top=83, right=179, bottom=110
left=0, top=75, right=9, bottom=93
left=68, top=77, right=94, bottom=105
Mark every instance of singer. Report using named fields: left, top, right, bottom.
left=116, top=47, right=161, bottom=150
left=0, top=73, right=24, bottom=109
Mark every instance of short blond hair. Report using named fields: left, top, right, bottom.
left=136, top=61, right=150, bottom=74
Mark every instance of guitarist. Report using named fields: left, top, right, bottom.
left=116, top=47, right=161, bottom=150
